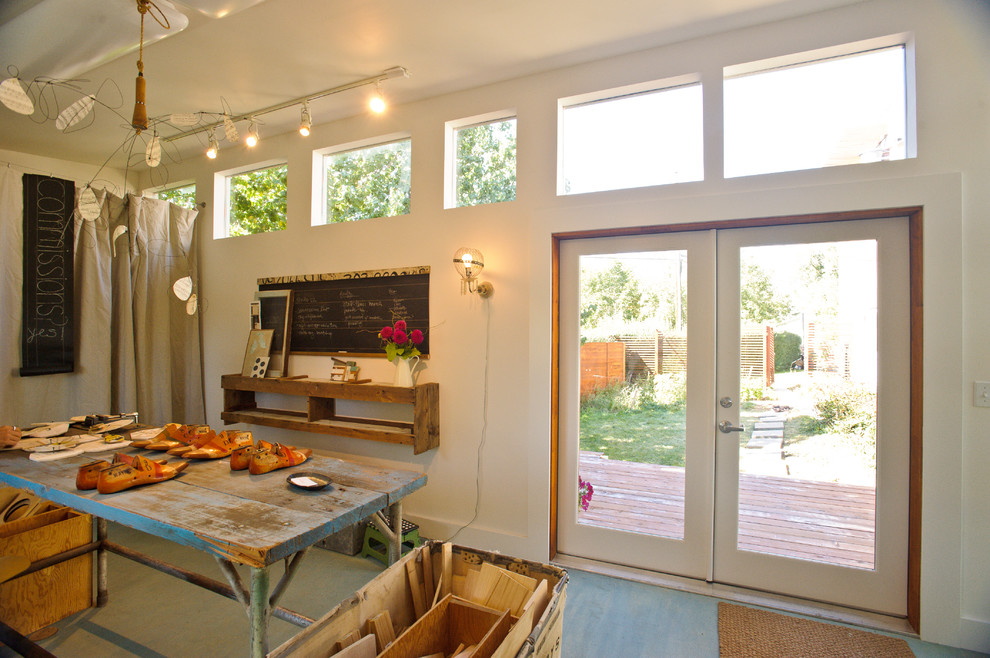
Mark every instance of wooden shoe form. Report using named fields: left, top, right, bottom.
left=96, top=455, right=189, bottom=494
left=146, top=424, right=210, bottom=452
left=75, top=453, right=169, bottom=490
left=167, top=428, right=218, bottom=456
left=229, top=440, right=274, bottom=471
left=130, top=423, right=179, bottom=449
left=248, top=444, right=312, bottom=475
left=184, top=430, right=253, bottom=460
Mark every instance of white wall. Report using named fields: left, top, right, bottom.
left=121, top=0, right=986, bottom=651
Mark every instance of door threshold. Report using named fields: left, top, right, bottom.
left=553, top=553, right=918, bottom=638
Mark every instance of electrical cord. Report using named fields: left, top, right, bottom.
left=447, top=300, right=492, bottom=542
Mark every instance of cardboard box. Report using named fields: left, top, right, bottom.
left=271, top=542, right=566, bottom=658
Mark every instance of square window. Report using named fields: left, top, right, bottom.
left=153, top=183, right=196, bottom=210
left=221, top=163, right=287, bottom=238
left=447, top=115, right=516, bottom=208
left=558, top=81, right=704, bottom=195
left=320, top=138, right=411, bottom=224
left=724, top=43, right=910, bottom=178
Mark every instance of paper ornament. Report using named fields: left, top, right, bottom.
left=145, top=134, right=161, bottom=167
left=169, top=113, right=199, bottom=126
left=78, top=187, right=100, bottom=221
left=55, top=94, right=95, bottom=131
left=186, top=293, right=198, bottom=315
left=0, top=78, right=34, bottom=115
left=172, top=276, right=193, bottom=301
left=223, top=114, right=239, bottom=142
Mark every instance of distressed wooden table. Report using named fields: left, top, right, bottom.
left=0, top=448, right=426, bottom=657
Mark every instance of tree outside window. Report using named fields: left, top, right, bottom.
left=157, top=183, right=196, bottom=210
left=226, top=164, right=287, bottom=236
left=324, top=140, right=411, bottom=223
left=454, top=118, right=516, bottom=207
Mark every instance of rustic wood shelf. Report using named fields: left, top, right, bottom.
left=221, top=375, right=440, bottom=454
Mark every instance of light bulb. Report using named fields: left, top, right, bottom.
left=299, top=102, right=312, bottom=137
left=245, top=119, right=259, bottom=147
left=206, top=129, right=219, bottom=159
left=369, top=82, right=386, bottom=113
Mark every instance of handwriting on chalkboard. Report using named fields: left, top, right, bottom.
left=21, top=174, right=75, bottom=376
left=259, top=267, right=429, bottom=356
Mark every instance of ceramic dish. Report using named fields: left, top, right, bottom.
left=286, top=472, right=332, bottom=491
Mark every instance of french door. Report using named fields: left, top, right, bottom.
left=556, top=217, right=910, bottom=615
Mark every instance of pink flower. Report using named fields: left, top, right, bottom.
left=394, top=320, right=407, bottom=332
left=380, top=326, right=393, bottom=340
left=409, top=329, right=424, bottom=345
left=393, top=329, right=408, bottom=345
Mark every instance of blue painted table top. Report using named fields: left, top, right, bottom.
left=0, top=448, right=426, bottom=568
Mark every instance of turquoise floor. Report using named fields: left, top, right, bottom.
left=0, top=524, right=984, bottom=657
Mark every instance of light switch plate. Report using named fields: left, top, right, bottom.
left=975, top=382, right=990, bottom=407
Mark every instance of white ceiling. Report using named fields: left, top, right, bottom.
left=0, top=0, right=861, bottom=170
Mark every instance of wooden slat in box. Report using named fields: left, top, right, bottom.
left=270, top=542, right=567, bottom=658
left=0, top=506, right=93, bottom=634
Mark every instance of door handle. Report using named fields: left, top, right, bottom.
left=718, top=420, right=744, bottom=433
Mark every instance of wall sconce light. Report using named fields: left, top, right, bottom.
left=299, top=101, right=312, bottom=136
left=205, top=128, right=219, bottom=159
left=245, top=117, right=259, bottom=147
left=453, top=247, right=493, bottom=298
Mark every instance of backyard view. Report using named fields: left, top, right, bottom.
left=577, top=240, right=880, bottom=568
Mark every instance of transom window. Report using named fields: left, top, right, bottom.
left=724, top=40, right=910, bottom=178
left=446, top=113, right=517, bottom=208
left=317, top=137, right=411, bottom=225
left=153, top=183, right=196, bottom=210
left=558, top=78, right=704, bottom=195
left=217, top=162, right=287, bottom=238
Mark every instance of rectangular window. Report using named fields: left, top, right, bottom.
left=724, top=41, right=910, bottom=178
left=446, top=113, right=516, bottom=208
left=221, top=163, right=287, bottom=238
left=319, top=138, right=411, bottom=224
left=153, top=183, right=196, bottom=210
left=558, top=79, right=703, bottom=196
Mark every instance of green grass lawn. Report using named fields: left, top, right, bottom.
left=579, top=407, right=687, bottom=466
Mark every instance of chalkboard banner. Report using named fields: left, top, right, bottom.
left=20, top=174, right=76, bottom=376
left=259, top=267, right=430, bottom=356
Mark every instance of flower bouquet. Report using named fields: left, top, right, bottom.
left=578, top=476, right=594, bottom=511
left=379, top=320, right=425, bottom=362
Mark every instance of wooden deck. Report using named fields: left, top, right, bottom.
left=578, top=451, right=876, bottom=569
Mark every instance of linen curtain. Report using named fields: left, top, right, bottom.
left=0, top=166, right=204, bottom=428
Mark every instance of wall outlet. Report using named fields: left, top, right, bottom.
left=975, top=382, right=990, bottom=407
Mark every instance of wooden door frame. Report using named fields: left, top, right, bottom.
left=550, top=206, right=923, bottom=632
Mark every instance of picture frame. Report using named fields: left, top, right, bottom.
left=255, top=289, right=293, bottom=377
left=241, top=329, right=274, bottom=378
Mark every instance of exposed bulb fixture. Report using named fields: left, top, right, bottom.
left=245, top=118, right=259, bottom=147
left=369, top=81, right=386, bottom=114
left=205, top=128, right=218, bottom=159
left=299, top=101, right=312, bottom=136
left=453, top=247, right=494, bottom=298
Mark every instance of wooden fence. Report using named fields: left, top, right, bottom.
left=581, top=327, right=774, bottom=393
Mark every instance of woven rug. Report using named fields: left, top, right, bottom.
left=718, top=602, right=915, bottom=657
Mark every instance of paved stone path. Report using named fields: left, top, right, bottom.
left=741, top=411, right=789, bottom=475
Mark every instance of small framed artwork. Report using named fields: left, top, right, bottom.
left=255, top=290, right=293, bottom=377
left=241, top=329, right=274, bottom=378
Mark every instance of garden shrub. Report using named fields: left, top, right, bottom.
left=811, top=378, right=877, bottom=460
left=774, top=331, right=802, bottom=372
left=653, top=372, right=687, bottom=409
left=740, top=378, right=768, bottom=401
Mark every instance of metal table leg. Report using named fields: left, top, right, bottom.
left=387, top=500, right=403, bottom=565
left=96, top=518, right=108, bottom=607
left=249, top=566, right=271, bottom=658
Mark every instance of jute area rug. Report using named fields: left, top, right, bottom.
left=718, top=602, right=915, bottom=657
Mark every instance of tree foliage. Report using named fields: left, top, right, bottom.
left=228, top=165, right=287, bottom=236
left=157, top=184, right=196, bottom=210
left=455, top=119, right=516, bottom=207
left=740, top=262, right=793, bottom=325
left=326, top=140, right=411, bottom=223
left=580, top=262, right=658, bottom=329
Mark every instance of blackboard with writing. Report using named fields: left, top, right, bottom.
left=259, top=267, right=429, bottom=356
left=21, top=174, right=75, bottom=376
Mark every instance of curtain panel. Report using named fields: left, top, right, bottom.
left=0, top=167, right=204, bottom=428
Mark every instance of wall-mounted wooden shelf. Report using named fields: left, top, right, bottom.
left=220, top=375, right=440, bottom=454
